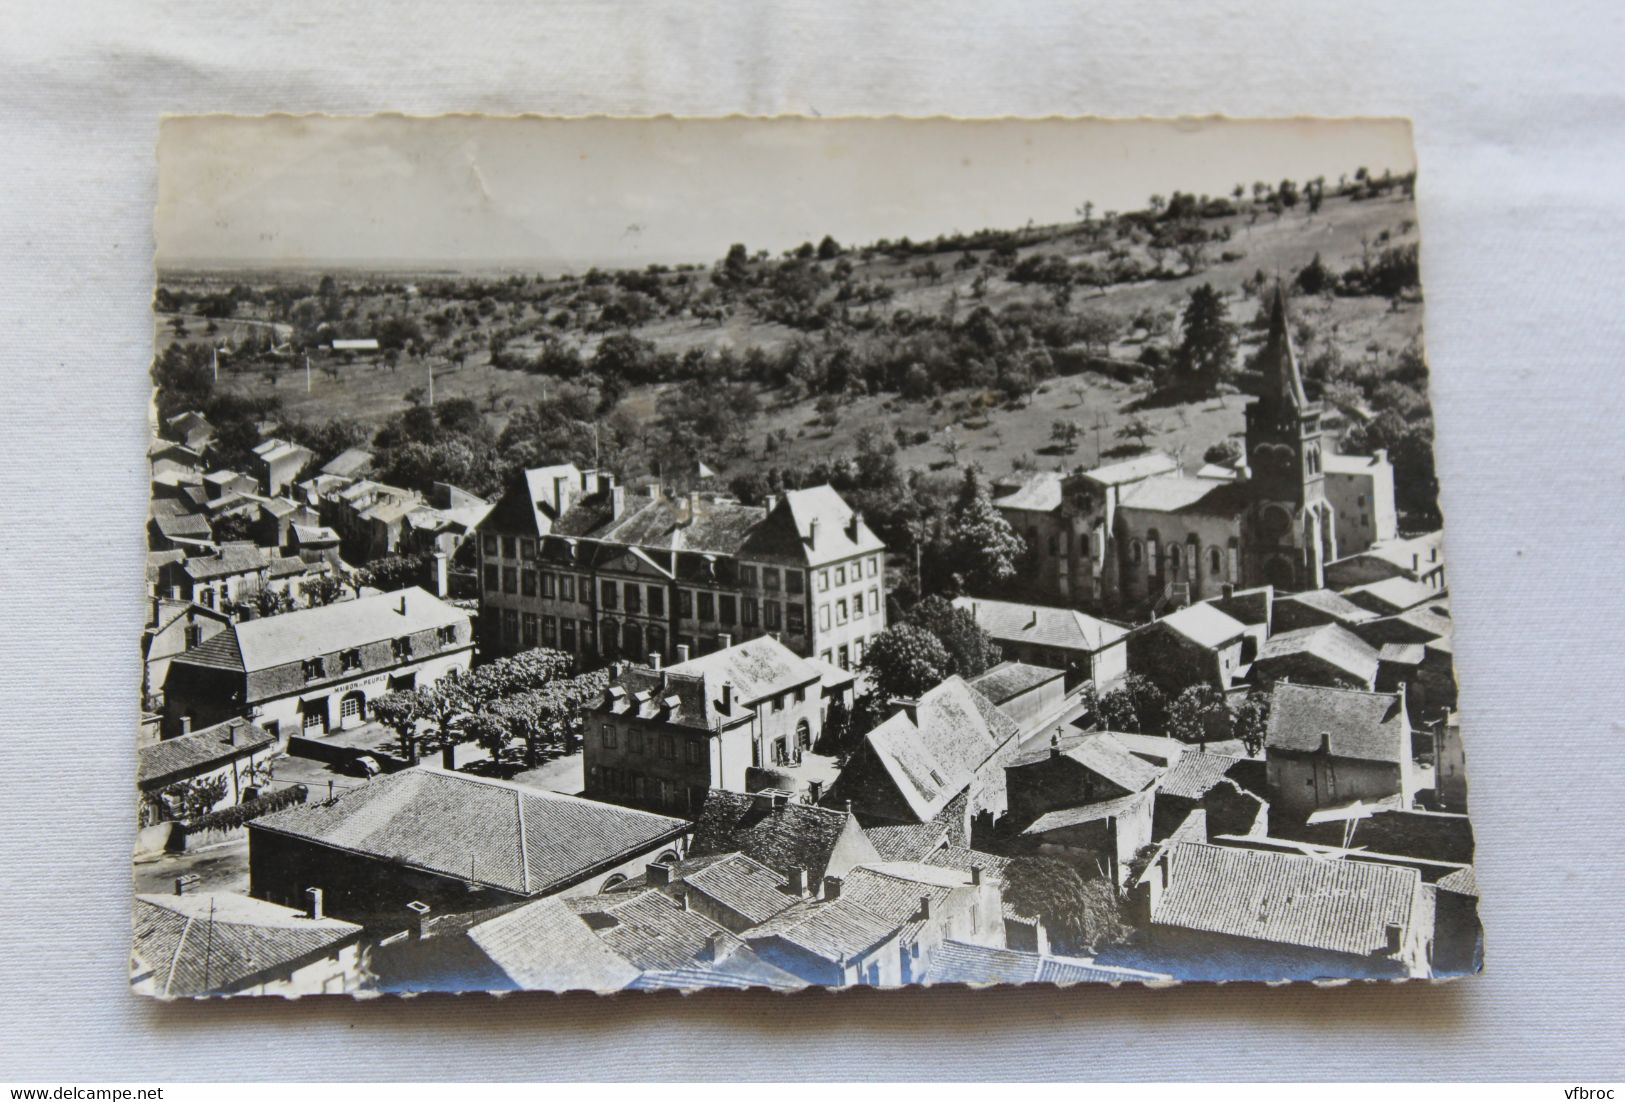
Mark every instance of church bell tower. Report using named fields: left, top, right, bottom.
left=1242, top=284, right=1335, bottom=590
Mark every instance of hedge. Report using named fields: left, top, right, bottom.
left=183, top=784, right=308, bottom=835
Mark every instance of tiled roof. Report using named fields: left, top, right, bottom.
left=1119, top=475, right=1240, bottom=515
left=131, top=892, right=360, bottom=998
left=1009, top=731, right=1163, bottom=792
left=863, top=711, right=966, bottom=821
left=992, top=471, right=1065, bottom=512
left=857, top=676, right=1020, bottom=824
left=253, top=769, right=688, bottom=897
left=320, top=447, right=374, bottom=478
left=1344, top=531, right=1444, bottom=574
left=154, top=512, right=214, bottom=541
left=840, top=862, right=970, bottom=927
left=1156, top=752, right=1246, bottom=800
left=1436, top=866, right=1479, bottom=898
left=629, top=963, right=806, bottom=992
left=1276, top=588, right=1377, bottom=625
left=924, top=939, right=1165, bottom=987
left=666, top=635, right=822, bottom=705
left=1151, top=841, right=1421, bottom=957
left=604, top=667, right=751, bottom=731
left=864, top=821, right=952, bottom=862
left=1255, top=623, right=1380, bottom=684
left=1343, top=577, right=1437, bottom=615
left=174, top=588, right=467, bottom=674
left=465, top=895, right=641, bottom=992
left=967, top=661, right=1065, bottom=705
left=180, top=543, right=270, bottom=581
left=1352, top=606, right=1453, bottom=647
left=600, top=494, right=766, bottom=555
left=1083, top=451, right=1180, bottom=487
left=1153, top=603, right=1249, bottom=649
left=566, top=889, right=743, bottom=972
left=1377, top=642, right=1426, bottom=666
left=691, top=790, right=863, bottom=885
left=1206, top=585, right=1273, bottom=628
left=737, top=485, right=885, bottom=567
left=1022, top=789, right=1151, bottom=836
left=136, top=717, right=275, bottom=788
left=681, top=852, right=799, bottom=925
left=744, top=897, right=899, bottom=963
left=955, top=596, right=1128, bottom=654
left=1265, top=682, right=1409, bottom=764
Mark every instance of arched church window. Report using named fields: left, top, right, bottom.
left=1130, top=540, right=1142, bottom=564
left=1209, top=547, right=1222, bottom=575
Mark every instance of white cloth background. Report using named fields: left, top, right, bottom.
left=1, top=0, right=1622, bottom=1082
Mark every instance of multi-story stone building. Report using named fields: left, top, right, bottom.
left=475, top=465, right=886, bottom=669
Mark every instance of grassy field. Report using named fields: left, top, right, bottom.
left=167, top=186, right=1424, bottom=486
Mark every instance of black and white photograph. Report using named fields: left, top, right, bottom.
left=133, top=114, right=1478, bottom=997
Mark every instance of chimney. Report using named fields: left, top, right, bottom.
left=611, top=485, right=626, bottom=520
left=822, top=875, right=843, bottom=900
left=764, top=493, right=778, bottom=512
left=433, top=551, right=449, bottom=597
left=1049, top=727, right=1063, bottom=756
left=647, top=861, right=673, bottom=887
left=173, top=874, right=199, bottom=896
left=970, top=866, right=983, bottom=886
left=916, top=894, right=933, bottom=921
left=717, top=633, right=733, bottom=650
left=649, top=652, right=662, bottom=670
left=659, top=669, right=670, bottom=692
left=1374, top=448, right=1389, bottom=465
left=895, top=697, right=919, bottom=724
left=398, top=593, right=408, bottom=615
left=178, top=715, right=192, bottom=737
left=848, top=510, right=863, bottom=540
left=720, top=681, right=734, bottom=713
left=226, top=722, right=237, bottom=746
left=676, top=643, right=691, bottom=663
left=305, top=887, right=324, bottom=920
left=553, top=475, right=568, bottom=511
left=788, top=866, right=808, bottom=896
left=405, top=900, right=431, bottom=941
left=1412, top=553, right=1420, bottom=571
left=808, top=517, right=820, bottom=548
left=1222, top=582, right=1235, bottom=598
left=697, top=932, right=725, bottom=963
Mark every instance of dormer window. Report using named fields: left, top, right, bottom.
left=340, top=648, right=362, bottom=672
left=392, top=636, right=413, bottom=660
left=302, top=657, right=325, bottom=681
left=437, top=626, right=457, bottom=646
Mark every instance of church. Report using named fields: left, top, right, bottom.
left=993, top=284, right=1378, bottom=620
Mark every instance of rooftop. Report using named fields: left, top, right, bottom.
left=251, top=768, right=688, bottom=897
left=131, top=892, right=361, bottom=998
left=1083, top=451, right=1180, bottom=487
left=1157, top=752, right=1247, bottom=801
left=743, top=896, right=899, bottom=964
left=136, top=717, right=276, bottom=789
left=691, top=790, right=865, bottom=885
left=1009, top=731, right=1163, bottom=793
left=172, top=587, right=466, bottom=674
left=1264, top=682, right=1409, bottom=764
left=665, top=635, right=822, bottom=705
left=1021, top=789, right=1152, bottom=836
left=1151, top=841, right=1422, bottom=958
left=464, top=896, right=641, bottom=992
left=955, top=596, right=1128, bottom=653
left=924, top=939, right=1166, bottom=987
left=1152, top=603, right=1249, bottom=649
left=1255, top=623, right=1380, bottom=684
left=1118, top=475, right=1242, bottom=515
left=1343, top=576, right=1438, bottom=615
left=966, top=660, right=1066, bottom=705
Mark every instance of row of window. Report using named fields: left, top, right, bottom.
left=737, top=564, right=804, bottom=595
left=589, top=766, right=707, bottom=815
left=815, top=556, right=881, bottom=594
left=818, top=636, right=868, bottom=671
left=1027, top=527, right=1094, bottom=560
left=1128, top=535, right=1239, bottom=585
left=599, top=722, right=708, bottom=764
left=299, top=628, right=456, bottom=681
left=817, top=589, right=882, bottom=632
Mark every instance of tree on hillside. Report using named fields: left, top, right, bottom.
left=1174, top=282, right=1236, bottom=387
left=1233, top=689, right=1271, bottom=757
left=941, top=467, right=1027, bottom=593
left=1001, top=857, right=1135, bottom=955
left=906, top=595, right=1002, bottom=680
left=817, top=235, right=843, bottom=261
left=861, top=624, right=951, bottom=702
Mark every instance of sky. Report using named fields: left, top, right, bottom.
left=156, top=115, right=1416, bottom=272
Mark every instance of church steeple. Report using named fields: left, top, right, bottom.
left=1258, top=282, right=1309, bottom=412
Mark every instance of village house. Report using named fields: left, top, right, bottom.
left=250, top=438, right=317, bottom=497
left=829, top=675, right=1023, bottom=844
left=141, top=596, right=231, bottom=714
left=833, top=861, right=1007, bottom=984
left=1125, top=602, right=1252, bottom=698
left=1342, top=576, right=1443, bottom=617
left=149, top=440, right=204, bottom=487
left=1321, top=450, right=1398, bottom=555
left=1263, top=681, right=1418, bottom=818
left=1136, top=836, right=1435, bottom=980
left=739, top=893, right=906, bottom=987
left=1248, top=622, right=1380, bottom=690
left=164, top=409, right=215, bottom=453
left=321, top=478, right=423, bottom=564
left=474, top=464, right=887, bottom=668
left=1324, top=530, right=1446, bottom=591
left=148, top=509, right=215, bottom=554
left=1375, top=637, right=1458, bottom=726
left=162, top=586, right=472, bottom=739
left=163, top=542, right=327, bottom=613
left=688, top=789, right=879, bottom=897
left=1271, top=587, right=1378, bottom=633
left=135, top=716, right=279, bottom=826
left=586, top=635, right=853, bottom=815
left=965, top=661, right=1069, bottom=731
left=246, top=768, right=691, bottom=928
left=564, top=889, right=804, bottom=990
left=320, top=447, right=373, bottom=479
left=131, top=889, right=367, bottom=998
left=953, top=596, right=1128, bottom=689
left=624, top=850, right=802, bottom=933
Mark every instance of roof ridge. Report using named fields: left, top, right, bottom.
left=514, top=785, right=531, bottom=895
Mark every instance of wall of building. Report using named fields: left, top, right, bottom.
left=804, top=551, right=887, bottom=669
left=1115, top=508, right=1243, bottom=611
left=1125, top=624, right=1236, bottom=698
left=1266, top=751, right=1405, bottom=817
left=1324, top=461, right=1397, bottom=556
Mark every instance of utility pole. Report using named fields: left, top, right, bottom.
left=428, top=362, right=435, bottom=406
left=305, top=353, right=311, bottom=395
